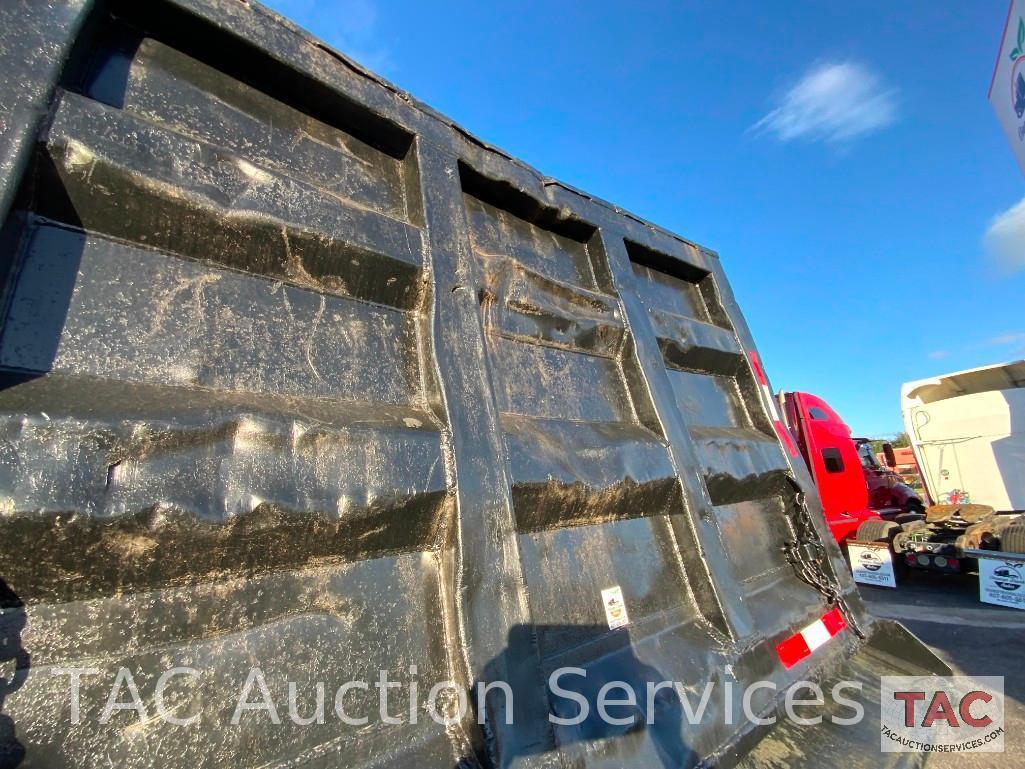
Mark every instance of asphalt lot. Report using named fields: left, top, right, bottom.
left=860, top=569, right=1025, bottom=768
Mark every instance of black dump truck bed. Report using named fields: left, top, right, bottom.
left=0, top=1, right=947, bottom=767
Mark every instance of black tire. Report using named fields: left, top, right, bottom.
left=855, top=519, right=900, bottom=543
left=999, top=520, right=1025, bottom=554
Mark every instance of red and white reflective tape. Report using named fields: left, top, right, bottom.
left=775, top=608, right=847, bottom=669
left=748, top=351, right=799, bottom=457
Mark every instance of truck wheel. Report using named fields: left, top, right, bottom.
left=855, top=519, right=900, bottom=543
left=999, top=520, right=1025, bottom=554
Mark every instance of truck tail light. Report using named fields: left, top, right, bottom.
left=775, top=608, right=847, bottom=669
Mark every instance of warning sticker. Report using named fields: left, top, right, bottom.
left=601, top=585, right=630, bottom=630
left=978, top=557, right=1025, bottom=610
left=848, top=542, right=897, bottom=588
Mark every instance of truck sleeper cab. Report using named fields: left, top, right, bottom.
left=779, top=391, right=881, bottom=544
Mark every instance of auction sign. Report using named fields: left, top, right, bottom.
left=991, top=0, right=1025, bottom=175
left=848, top=542, right=898, bottom=588
left=977, top=554, right=1025, bottom=610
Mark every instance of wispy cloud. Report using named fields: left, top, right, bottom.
left=752, top=61, right=898, bottom=145
left=984, top=197, right=1025, bottom=272
left=933, top=331, right=1025, bottom=363
left=987, top=332, right=1025, bottom=347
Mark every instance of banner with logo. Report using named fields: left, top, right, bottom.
left=977, top=555, right=1025, bottom=609
left=881, top=676, right=1005, bottom=753
left=990, top=0, right=1025, bottom=176
left=848, top=542, right=897, bottom=588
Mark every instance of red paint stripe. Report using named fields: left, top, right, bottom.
left=748, top=351, right=768, bottom=386
left=989, top=0, right=1015, bottom=99
left=774, top=420, right=799, bottom=457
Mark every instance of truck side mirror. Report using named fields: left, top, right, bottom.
left=882, top=443, right=897, bottom=468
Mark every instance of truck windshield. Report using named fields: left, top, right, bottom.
left=856, top=441, right=880, bottom=469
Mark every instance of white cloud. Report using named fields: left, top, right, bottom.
left=931, top=332, right=1025, bottom=363
left=988, top=332, right=1025, bottom=345
left=752, top=61, right=898, bottom=144
left=984, top=197, right=1025, bottom=272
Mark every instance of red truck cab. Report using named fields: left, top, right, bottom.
left=853, top=439, right=925, bottom=516
left=780, top=392, right=881, bottom=543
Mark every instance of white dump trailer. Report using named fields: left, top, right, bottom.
left=902, top=360, right=1025, bottom=513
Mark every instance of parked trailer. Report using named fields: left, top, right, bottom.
left=0, top=1, right=948, bottom=767
left=888, top=362, right=1025, bottom=573
left=903, top=360, right=1025, bottom=513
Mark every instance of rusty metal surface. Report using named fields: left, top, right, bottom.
left=0, top=1, right=945, bottom=767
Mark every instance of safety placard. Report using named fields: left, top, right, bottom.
left=848, top=542, right=897, bottom=588
left=601, top=585, right=630, bottom=629
left=978, top=557, right=1025, bottom=610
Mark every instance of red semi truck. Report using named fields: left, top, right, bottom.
left=854, top=439, right=926, bottom=516
left=780, top=390, right=1025, bottom=579
left=778, top=392, right=924, bottom=543
left=778, top=391, right=928, bottom=586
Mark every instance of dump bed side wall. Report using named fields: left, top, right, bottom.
left=0, top=2, right=867, bottom=767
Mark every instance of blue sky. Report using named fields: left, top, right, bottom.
left=266, top=0, right=1023, bottom=437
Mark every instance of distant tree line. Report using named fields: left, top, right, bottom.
left=868, top=432, right=911, bottom=454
